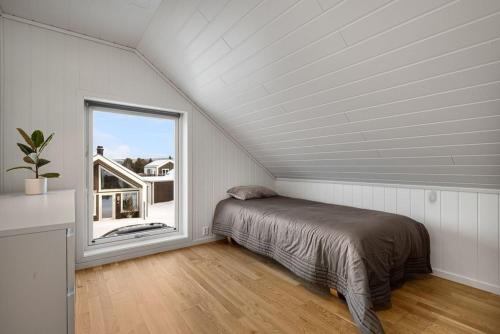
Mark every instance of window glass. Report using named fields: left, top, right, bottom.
left=90, top=106, right=178, bottom=245
left=121, top=192, right=138, bottom=212
left=100, top=167, right=133, bottom=189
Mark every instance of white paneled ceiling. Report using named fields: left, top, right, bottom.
left=0, top=0, right=161, bottom=47
left=2, top=0, right=500, bottom=188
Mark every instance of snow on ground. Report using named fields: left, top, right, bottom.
left=93, top=201, right=175, bottom=238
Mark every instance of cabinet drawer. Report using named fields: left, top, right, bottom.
left=0, top=230, right=67, bottom=334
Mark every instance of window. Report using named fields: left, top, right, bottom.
left=86, top=101, right=180, bottom=247
left=101, top=195, right=114, bottom=220
left=100, top=167, right=133, bottom=190
left=121, top=192, right=138, bottom=212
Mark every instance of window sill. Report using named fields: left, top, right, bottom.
left=81, top=232, right=189, bottom=263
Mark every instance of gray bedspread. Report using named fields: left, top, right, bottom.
left=212, top=196, right=431, bottom=334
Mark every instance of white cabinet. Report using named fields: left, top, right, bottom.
left=0, top=190, right=75, bottom=334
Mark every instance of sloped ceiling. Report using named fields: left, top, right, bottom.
left=0, top=0, right=162, bottom=47
left=2, top=0, right=500, bottom=188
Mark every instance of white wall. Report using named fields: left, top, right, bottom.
left=0, top=18, right=273, bottom=264
left=276, top=178, right=500, bottom=295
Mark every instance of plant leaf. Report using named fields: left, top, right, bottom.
left=37, top=158, right=50, bottom=168
left=29, top=152, right=38, bottom=160
left=23, top=156, right=35, bottom=164
left=38, top=133, right=54, bottom=153
left=40, top=172, right=59, bottom=178
left=31, top=130, right=44, bottom=148
left=17, top=143, right=34, bottom=155
left=17, top=128, right=35, bottom=149
left=6, top=166, right=34, bottom=172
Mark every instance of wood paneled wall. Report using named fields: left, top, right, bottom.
left=276, top=178, right=500, bottom=295
left=0, top=18, right=273, bottom=263
left=191, top=107, right=274, bottom=240
left=137, top=0, right=500, bottom=189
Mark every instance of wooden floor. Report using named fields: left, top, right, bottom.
left=76, top=240, right=500, bottom=334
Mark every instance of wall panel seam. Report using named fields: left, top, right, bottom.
left=223, top=59, right=500, bottom=125
left=216, top=4, right=497, bottom=109
left=229, top=80, right=500, bottom=129
left=205, top=0, right=458, bottom=95
left=237, top=94, right=500, bottom=136
left=242, top=114, right=500, bottom=146
left=276, top=178, right=500, bottom=193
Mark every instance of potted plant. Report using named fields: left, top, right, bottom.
left=122, top=196, right=134, bottom=218
left=6, top=128, right=60, bottom=195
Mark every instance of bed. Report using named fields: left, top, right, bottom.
left=212, top=195, right=431, bottom=334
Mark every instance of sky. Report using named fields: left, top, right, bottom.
left=93, top=110, right=175, bottom=160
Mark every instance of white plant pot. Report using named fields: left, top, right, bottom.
left=25, top=178, right=47, bottom=195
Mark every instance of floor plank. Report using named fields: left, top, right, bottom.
left=76, top=240, right=500, bottom=334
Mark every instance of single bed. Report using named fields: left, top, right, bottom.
left=212, top=195, right=431, bottom=334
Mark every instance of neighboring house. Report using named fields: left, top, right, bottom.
left=144, top=159, right=174, bottom=176
left=93, top=147, right=148, bottom=222
left=142, top=170, right=175, bottom=204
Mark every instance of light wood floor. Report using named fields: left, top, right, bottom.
left=76, top=240, right=500, bottom=334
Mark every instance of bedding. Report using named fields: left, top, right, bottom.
left=212, top=196, right=431, bottom=334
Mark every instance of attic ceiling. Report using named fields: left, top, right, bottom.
left=2, top=0, right=500, bottom=189
left=0, top=0, right=162, bottom=47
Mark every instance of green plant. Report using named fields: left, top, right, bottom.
left=122, top=196, right=134, bottom=212
left=6, top=128, right=60, bottom=179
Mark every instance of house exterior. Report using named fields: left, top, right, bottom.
left=144, top=159, right=174, bottom=176
left=93, top=147, right=176, bottom=223
left=141, top=171, right=174, bottom=204
left=93, top=148, right=148, bottom=222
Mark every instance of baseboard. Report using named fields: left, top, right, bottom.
left=76, top=235, right=223, bottom=270
left=432, top=269, right=500, bottom=295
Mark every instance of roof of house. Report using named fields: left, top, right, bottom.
left=93, top=154, right=147, bottom=188
left=144, top=159, right=174, bottom=168
left=141, top=170, right=175, bottom=182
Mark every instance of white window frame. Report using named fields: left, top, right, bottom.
left=83, top=100, right=188, bottom=259
left=93, top=194, right=97, bottom=216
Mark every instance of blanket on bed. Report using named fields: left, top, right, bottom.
left=212, top=196, right=431, bottom=333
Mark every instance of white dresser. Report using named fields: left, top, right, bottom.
left=0, top=190, right=75, bottom=334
